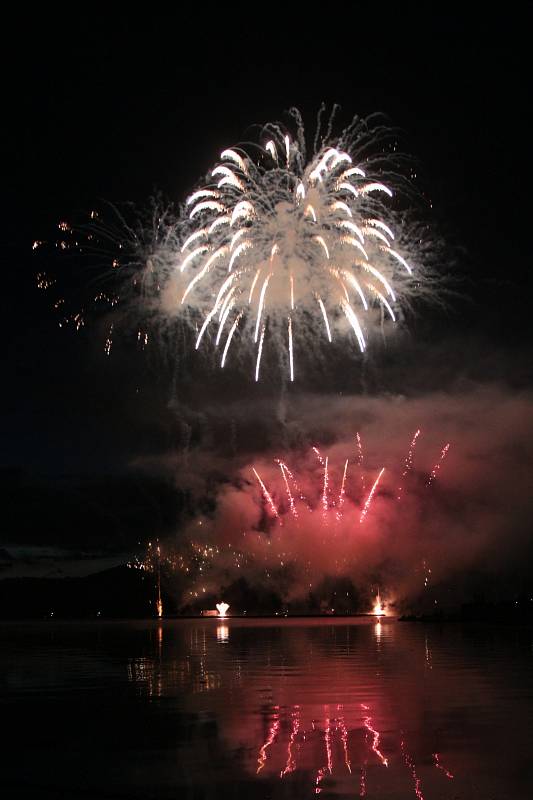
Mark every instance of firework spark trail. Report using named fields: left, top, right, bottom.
left=359, top=468, right=385, bottom=523
left=280, top=707, right=301, bottom=778
left=433, top=752, right=454, bottom=779
left=356, top=432, right=366, bottom=492
left=278, top=460, right=298, bottom=518
left=426, top=443, right=450, bottom=486
left=401, top=738, right=425, bottom=800
left=283, top=461, right=312, bottom=511
left=257, top=710, right=280, bottom=774
left=288, top=316, right=294, bottom=382
left=361, top=705, right=388, bottom=767
left=252, top=467, right=280, bottom=519
left=336, top=459, right=349, bottom=520
left=397, top=428, right=421, bottom=500
left=422, top=559, right=432, bottom=590
left=255, top=325, right=266, bottom=382
left=250, top=436, right=450, bottom=529
left=313, top=446, right=325, bottom=465
left=220, top=312, right=242, bottom=367
left=317, top=296, right=332, bottom=342
left=322, top=457, right=329, bottom=517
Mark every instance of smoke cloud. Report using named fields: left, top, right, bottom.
left=142, top=383, right=533, bottom=612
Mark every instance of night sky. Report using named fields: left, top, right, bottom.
left=2, top=10, right=532, bottom=586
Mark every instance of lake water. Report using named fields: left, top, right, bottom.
left=2, top=617, right=533, bottom=798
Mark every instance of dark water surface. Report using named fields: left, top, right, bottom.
left=2, top=617, right=533, bottom=798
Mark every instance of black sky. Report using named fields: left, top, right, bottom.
left=2, top=9, right=532, bottom=563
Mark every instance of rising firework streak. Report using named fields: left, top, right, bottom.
left=252, top=434, right=450, bottom=524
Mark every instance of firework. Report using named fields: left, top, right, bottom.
left=180, top=111, right=434, bottom=380
left=356, top=431, right=366, bottom=492
left=216, top=601, right=229, bottom=617
left=359, top=468, right=385, bottom=524
left=336, top=458, right=349, bottom=520
left=397, top=428, right=421, bottom=499
left=277, top=459, right=298, bottom=518
left=38, top=110, right=441, bottom=379
left=253, top=467, right=280, bottom=519
left=250, top=432, right=450, bottom=535
left=426, top=443, right=450, bottom=486
left=372, top=591, right=385, bottom=616
left=134, top=432, right=451, bottom=612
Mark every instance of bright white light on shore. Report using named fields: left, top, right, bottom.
left=216, top=601, right=230, bottom=617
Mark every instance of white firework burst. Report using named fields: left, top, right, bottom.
left=40, top=109, right=442, bottom=376
left=173, top=109, right=434, bottom=381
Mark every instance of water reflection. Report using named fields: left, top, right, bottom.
left=120, top=618, right=533, bottom=797
left=3, top=618, right=533, bottom=799
left=216, top=623, right=229, bottom=643
left=250, top=700, right=456, bottom=797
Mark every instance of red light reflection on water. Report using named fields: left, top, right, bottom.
left=256, top=703, right=391, bottom=790
left=256, top=707, right=280, bottom=774
left=251, top=702, right=459, bottom=797
left=280, top=706, right=301, bottom=778
left=401, top=738, right=425, bottom=800
left=433, top=751, right=454, bottom=779
left=361, top=703, right=388, bottom=766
